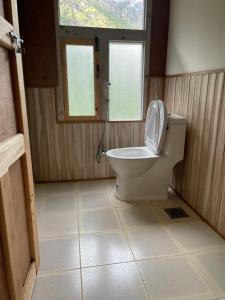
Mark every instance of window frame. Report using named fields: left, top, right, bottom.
left=61, top=38, right=100, bottom=121
left=56, top=0, right=151, bottom=122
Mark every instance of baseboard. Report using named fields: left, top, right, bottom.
left=35, top=176, right=116, bottom=184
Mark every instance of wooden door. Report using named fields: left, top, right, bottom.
left=0, top=1, right=39, bottom=300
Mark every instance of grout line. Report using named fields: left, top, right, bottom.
left=36, top=268, right=82, bottom=278
left=76, top=183, right=84, bottom=300
left=38, top=233, right=79, bottom=241
left=113, top=205, right=152, bottom=300
left=35, top=182, right=225, bottom=300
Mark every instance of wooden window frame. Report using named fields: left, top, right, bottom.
left=61, top=39, right=100, bottom=121
left=55, top=0, right=151, bottom=123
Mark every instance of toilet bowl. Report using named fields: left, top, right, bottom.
left=106, top=100, right=187, bottom=201
left=106, top=147, right=158, bottom=177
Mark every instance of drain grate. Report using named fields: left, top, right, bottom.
left=164, top=207, right=190, bottom=219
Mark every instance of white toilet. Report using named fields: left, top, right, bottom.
left=106, top=100, right=187, bottom=201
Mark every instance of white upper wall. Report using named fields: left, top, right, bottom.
left=166, top=0, right=225, bottom=75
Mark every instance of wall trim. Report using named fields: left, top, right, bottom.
left=166, top=67, right=225, bottom=78
left=35, top=177, right=116, bottom=184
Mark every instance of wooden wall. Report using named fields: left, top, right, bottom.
left=17, top=0, right=58, bottom=86
left=149, top=0, right=170, bottom=76
left=165, top=70, right=225, bottom=237
left=0, top=240, right=9, bottom=300
left=26, top=77, right=164, bottom=182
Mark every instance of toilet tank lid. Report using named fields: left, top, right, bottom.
left=168, top=114, right=187, bottom=124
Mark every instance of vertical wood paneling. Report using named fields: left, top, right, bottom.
left=148, top=77, right=165, bottom=103
left=26, top=81, right=165, bottom=182
left=165, top=70, right=225, bottom=237
left=25, top=77, right=163, bottom=181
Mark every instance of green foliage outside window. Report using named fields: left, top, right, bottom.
left=59, top=0, right=144, bottom=30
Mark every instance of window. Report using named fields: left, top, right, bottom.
left=59, top=0, right=145, bottom=30
left=109, top=42, right=144, bottom=121
left=58, top=0, right=150, bottom=122
left=61, top=40, right=99, bottom=120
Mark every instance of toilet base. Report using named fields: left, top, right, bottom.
left=113, top=157, right=174, bottom=201
left=113, top=188, right=168, bottom=201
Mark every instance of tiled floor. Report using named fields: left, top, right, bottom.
left=33, top=179, right=225, bottom=300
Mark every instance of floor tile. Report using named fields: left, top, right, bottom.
left=35, top=185, right=46, bottom=215
left=79, top=208, right=120, bottom=233
left=167, top=220, right=225, bottom=252
left=138, top=256, right=214, bottom=300
left=79, top=191, right=112, bottom=210
left=111, top=195, right=150, bottom=208
left=32, top=270, right=82, bottom=300
left=127, top=225, right=180, bottom=259
left=35, top=184, right=47, bottom=198
left=117, top=206, right=161, bottom=228
left=39, top=236, right=80, bottom=272
left=44, top=182, right=76, bottom=195
left=80, top=232, right=133, bottom=267
left=79, top=180, right=107, bottom=193
left=35, top=197, right=43, bottom=216
left=148, top=196, right=184, bottom=207
left=106, top=179, right=116, bottom=191
left=34, top=181, right=225, bottom=300
left=196, top=250, right=225, bottom=297
left=153, top=203, right=199, bottom=223
left=82, top=262, right=149, bottom=300
left=37, top=210, right=78, bottom=238
left=41, top=194, right=76, bottom=213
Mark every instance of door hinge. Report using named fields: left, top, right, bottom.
left=8, top=31, right=25, bottom=54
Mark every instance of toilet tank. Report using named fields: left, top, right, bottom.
left=162, top=114, right=187, bottom=164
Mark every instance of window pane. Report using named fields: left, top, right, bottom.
left=109, top=42, right=144, bottom=121
left=66, top=44, right=95, bottom=116
left=59, top=0, right=145, bottom=30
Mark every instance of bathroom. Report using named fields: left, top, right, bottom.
left=0, top=0, right=225, bottom=299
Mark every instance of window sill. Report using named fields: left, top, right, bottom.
left=57, top=118, right=145, bottom=124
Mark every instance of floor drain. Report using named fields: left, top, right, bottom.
left=164, top=207, right=190, bottom=219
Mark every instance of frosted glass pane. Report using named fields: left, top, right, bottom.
left=59, top=0, right=145, bottom=30
left=66, top=45, right=95, bottom=116
left=109, top=42, right=144, bottom=121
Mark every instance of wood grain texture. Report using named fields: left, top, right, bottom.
left=0, top=17, right=14, bottom=49
left=0, top=239, right=9, bottom=300
left=20, top=262, right=36, bottom=300
left=148, top=76, right=165, bottom=103
left=0, top=134, right=25, bottom=177
left=149, top=0, right=170, bottom=76
left=0, top=162, right=31, bottom=299
left=0, top=47, right=17, bottom=143
left=26, top=87, right=155, bottom=181
left=165, top=71, right=225, bottom=237
left=0, top=2, right=39, bottom=297
left=17, top=0, right=58, bottom=86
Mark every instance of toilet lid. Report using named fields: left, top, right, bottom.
left=145, top=100, right=168, bottom=154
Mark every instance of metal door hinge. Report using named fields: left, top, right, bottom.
left=8, top=31, right=25, bottom=54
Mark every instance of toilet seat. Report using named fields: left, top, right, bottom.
left=145, top=100, right=168, bottom=154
